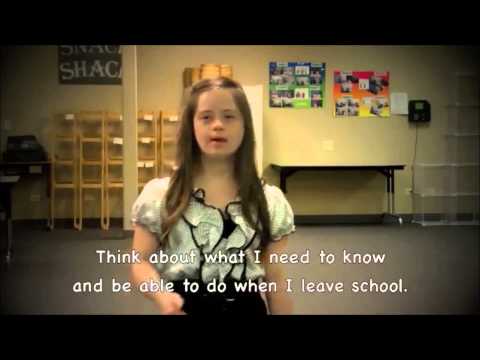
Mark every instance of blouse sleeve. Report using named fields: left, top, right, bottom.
left=131, top=177, right=169, bottom=234
left=265, top=184, right=296, bottom=241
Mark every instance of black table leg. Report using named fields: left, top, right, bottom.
left=386, top=168, right=391, bottom=213
left=279, top=168, right=299, bottom=194
left=382, top=169, right=403, bottom=225
left=1, top=184, right=14, bottom=263
left=280, top=169, right=287, bottom=193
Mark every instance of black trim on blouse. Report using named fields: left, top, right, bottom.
left=222, top=216, right=236, bottom=239
left=181, top=187, right=263, bottom=282
left=192, top=187, right=242, bottom=220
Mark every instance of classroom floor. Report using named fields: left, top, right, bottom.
left=1, top=222, right=478, bottom=315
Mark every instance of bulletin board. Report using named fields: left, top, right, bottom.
left=333, top=71, right=390, bottom=117
left=269, top=62, right=326, bottom=108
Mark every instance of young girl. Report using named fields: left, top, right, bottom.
left=130, top=77, right=296, bottom=315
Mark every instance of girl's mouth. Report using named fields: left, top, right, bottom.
left=210, top=137, right=227, bottom=143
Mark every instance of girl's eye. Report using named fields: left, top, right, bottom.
left=225, top=114, right=235, bottom=119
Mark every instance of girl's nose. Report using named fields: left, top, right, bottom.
left=211, top=117, right=225, bottom=129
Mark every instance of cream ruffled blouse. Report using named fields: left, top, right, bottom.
left=131, top=177, right=295, bottom=283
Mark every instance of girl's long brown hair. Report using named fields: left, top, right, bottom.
left=159, top=77, right=272, bottom=249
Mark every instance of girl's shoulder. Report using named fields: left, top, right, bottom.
left=261, top=180, right=296, bottom=240
left=141, top=176, right=171, bottom=196
left=131, top=177, right=171, bottom=223
left=261, top=178, right=279, bottom=194
left=261, top=180, right=289, bottom=207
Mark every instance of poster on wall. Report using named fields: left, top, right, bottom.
left=269, top=62, right=325, bottom=108
left=58, top=45, right=122, bottom=85
left=333, top=71, right=390, bottom=117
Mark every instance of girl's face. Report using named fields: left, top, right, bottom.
left=193, top=88, right=245, bottom=160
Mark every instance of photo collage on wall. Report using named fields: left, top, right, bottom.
left=269, top=62, right=326, bottom=108
left=333, top=71, right=390, bottom=117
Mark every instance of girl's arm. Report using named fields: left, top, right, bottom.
left=131, top=225, right=185, bottom=315
left=261, top=236, right=294, bottom=315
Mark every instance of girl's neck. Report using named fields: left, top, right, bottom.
left=194, top=156, right=236, bottom=185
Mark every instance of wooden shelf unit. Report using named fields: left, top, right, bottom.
left=138, top=111, right=159, bottom=193
left=104, top=111, right=124, bottom=230
left=158, top=111, right=179, bottom=177
left=78, top=111, right=105, bottom=230
left=49, top=113, right=80, bottom=230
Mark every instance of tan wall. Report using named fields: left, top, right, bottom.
left=137, top=45, right=478, bottom=215
left=2, top=45, right=477, bottom=220
left=1, top=46, right=122, bottom=220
